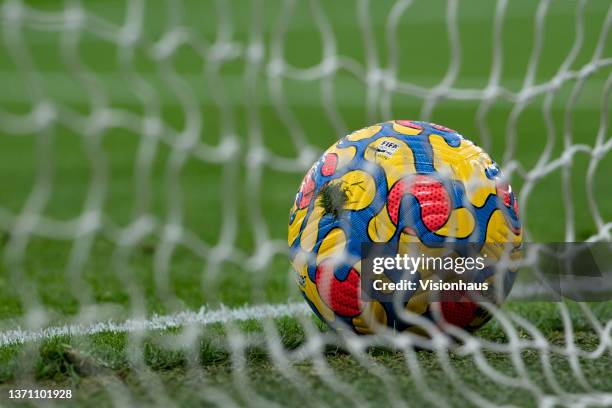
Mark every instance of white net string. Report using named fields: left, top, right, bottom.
left=0, top=0, right=611, bottom=406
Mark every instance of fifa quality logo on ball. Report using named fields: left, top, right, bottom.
left=287, top=120, right=521, bottom=335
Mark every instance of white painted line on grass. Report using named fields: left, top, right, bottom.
left=0, top=302, right=311, bottom=348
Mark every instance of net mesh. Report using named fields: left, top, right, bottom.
left=0, top=0, right=611, bottom=406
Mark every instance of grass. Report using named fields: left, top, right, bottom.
left=0, top=0, right=611, bottom=406
left=1, top=303, right=612, bottom=406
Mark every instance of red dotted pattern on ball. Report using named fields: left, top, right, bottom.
left=395, top=120, right=423, bottom=132
left=496, top=181, right=511, bottom=207
left=321, top=153, right=338, bottom=177
left=436, top=292, right=479, bottom=328
left=403, top=226, right=416, bottom=235
left=387, top=175, right=451, bottom=232
left=496, top=181, right=521, bottom=234
left=431, top=123, right=456, bottom=133
left=387, top=179, right=407, bottom=225
left=298, top=170, right=315, bottom=209
left=316, top=261, right=361, bottom=317
left=513, top=197, right=519, bottom=215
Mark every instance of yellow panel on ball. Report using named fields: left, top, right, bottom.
left=364, top=137, right=416, bottom=188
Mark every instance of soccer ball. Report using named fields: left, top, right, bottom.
left=288, top=121, right=521, bottom=335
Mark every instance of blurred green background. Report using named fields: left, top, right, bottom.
left=0, top=0, right=611, bottom=405
left=2, top=0, right=611, bottom=319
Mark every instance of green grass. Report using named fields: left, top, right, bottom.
left=1, top=303, right=612, bottom=406
left=0, top=0, right=611, bottom=406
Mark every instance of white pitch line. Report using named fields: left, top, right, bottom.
left=0, top=302, right=310, bottom=348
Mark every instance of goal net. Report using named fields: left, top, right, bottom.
left=0, top=0, right=611, bottom=406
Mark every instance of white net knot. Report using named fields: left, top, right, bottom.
left=209, top=41, right=242, bottom=62
left=246, top=42, right=265, bottom=64
left=118, top=215, right=156, bottom=247
left=535, top=337, right=550, bottom=350
left=383, top=69, right=397, bottom=91
left=321, top=57, right=338, bottom=76
left=550, top=74, right=564, bottom=91
left=462, top=338, right=480, bottom=354
left=484, top=84, right=499, bottom=99
left=163, top=222, right=183, bottom=243
left=2, top=0, right=23, bottom=23
left=433, top=334, right=452, bottom=350
left=119, top=25, right=141, bottom=48
left=63, top=6, right=85, bottom=31
left=592, top=144, right=606, bottom=161
left=345, top=335, right=366, bottom=354
left=143, top=115, right=162, bottom=138
left=517, top=88, right=534, bottom=104
left=216, top=134, right=241, bottom=161
left=246, top=146, right=266, bottom=168
left=366, top=67, right=385, bottom=87
left=579, top=63, right=597, bottom=79
left=176, top=132, right=198, bottom=152
left=267, top=58, right=285, bottom=77
left=78, top=210, right=101, bottom=236
left=34, top=101, right=56, bottom=128
left=151, top=28, right=189, bottom=61
left=209, top=244, right=233, bottom=264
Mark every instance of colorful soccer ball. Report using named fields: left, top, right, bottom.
left=288, top=121, right=522, bottom=335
